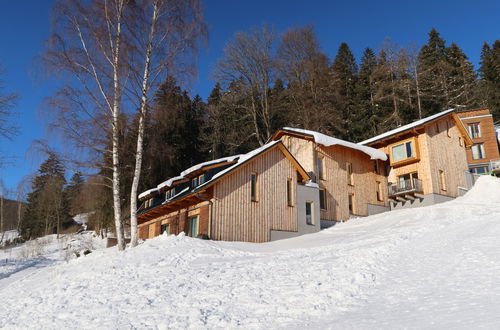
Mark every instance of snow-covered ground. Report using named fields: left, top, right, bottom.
left=1, top=177, right=500, bottom=329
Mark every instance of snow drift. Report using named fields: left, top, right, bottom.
left=1, top=176, right=500, bottom=329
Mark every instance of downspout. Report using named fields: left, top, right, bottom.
left=195, top=193, right=213, bottom=240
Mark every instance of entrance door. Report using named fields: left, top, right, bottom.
left=188, top=216, right=199, bottom=238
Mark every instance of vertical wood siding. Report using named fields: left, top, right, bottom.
left=212, top=147, right=298, bottom=243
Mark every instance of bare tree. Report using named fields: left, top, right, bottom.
left=215, top=25, right=275, bottom=146
left=0, top=64, right=19, bottom=166
left=44, top=0, right=128, bottom=250
left=127, top=0, right=206, bottom=247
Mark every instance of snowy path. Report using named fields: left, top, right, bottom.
left=1, top=177, right=500, bottom=329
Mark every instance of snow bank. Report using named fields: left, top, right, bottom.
left=283, top=127, right=387, bottom=161
left=3, top=176, right=500, bottom=328
left=496, top=125, right=500, bottom=144
left=457, top=175, right=500, bottom=204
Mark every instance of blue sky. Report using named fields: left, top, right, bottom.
left=1, top=0, right=499, bottom=193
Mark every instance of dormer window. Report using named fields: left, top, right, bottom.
left=166, top=187, right=176, bottom=199
left=192, top=174, right=206, bottom=188
left=192, top=177, right=198, bottom=187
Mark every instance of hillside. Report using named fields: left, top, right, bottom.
left=1, top=176, right=500, bottom=329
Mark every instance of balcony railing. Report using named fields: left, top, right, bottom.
left=490, top=159, right=500, bottom=173
left=388, top=178, right=423, bottom=197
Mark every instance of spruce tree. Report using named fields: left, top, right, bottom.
left=479, top=41, right=500, bottom=120
left=331, top=42, right=358, bottom=139
left=446, top=42, right=478, bottom=108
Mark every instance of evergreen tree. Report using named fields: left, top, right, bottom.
left=64, top=172, right=84, bottom=216
left=479, top=41, right=500, bottom=120
left=330, top=42, right=358, bottom=139
left=21, top=153, right=70, bottom=239
left=353, top=48, right=379, bottom=140
left=446, top=42, right=479, bottom=108
left=418, top=28, right=452, bottom=115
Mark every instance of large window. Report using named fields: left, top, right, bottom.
left=187, top=216, right=198, bottom=238
left=319, top=189, right=327, bottom=210
left=346, top=162, right=354, bottom=186
left=471, top=144, right=486, bottom=160
left=389, top=137, right=418, bottom=166
left=305, top=201, right=313, bottom=225
left=250, top=172, right=258, bottom=201
left=468, top=123, right=482, bottom=139
left=316, top=156, right=325, bottom=180
left=470, top=167, right=487, bottom=175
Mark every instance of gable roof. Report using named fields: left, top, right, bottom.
left=138, top=140, right=310, bottom=204
left=359, top=109, right=472, bottom=146
left=272, top=127, right=388, bottom=161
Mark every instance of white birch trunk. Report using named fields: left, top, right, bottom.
left=111, top=0, right=126, bottom=251
left=130, top=1, right=158, bottom=247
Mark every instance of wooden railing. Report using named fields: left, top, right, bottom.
left=388, top=178, right=423, bottom=197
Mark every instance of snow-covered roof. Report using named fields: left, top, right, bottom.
left=359, top=109, right=455, bottom=145
left=281, top=127, right=387, bottom=161
left=180, top=155, right=241, bottom=177
left=138, top=188, right=159, bottom=200
left=194, top=141, right=283, bottom=191
left=157, top=176, right=185, bottom=190
left=139, top=155, right=242, bottom=200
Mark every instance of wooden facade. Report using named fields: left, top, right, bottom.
left=275, top=132, right=388, bottom=222
left=137, top=142, right=311, bottom=242
left=364, top=111, right=471, bottom=200
left=457, top=108, right=500, bottom=174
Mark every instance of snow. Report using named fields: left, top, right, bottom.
left=2, top=176, right=500, bottom=329
left=282, top=127, right=387, bottom=161
left=156, top=175, right=185, bottom=190
left=360, top=108, right=455, bottom=145
left=180, top=155, right=241, bottom=178
left=138, top=188, right=158, bottom=200
left=495, top=125, right=500, bottom=144
left=0, top=230, right=19, bottom=246
left=195, top=141, right=281, bottom=191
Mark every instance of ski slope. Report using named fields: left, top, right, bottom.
left=1, top=176, right=500, bottom=329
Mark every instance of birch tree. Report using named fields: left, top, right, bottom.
left=127, top=0, right=206, bottom=247
left=45, top=0, right=128, bottom=249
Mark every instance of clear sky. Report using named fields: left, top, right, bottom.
left=1, top=0, right=499, bottom=194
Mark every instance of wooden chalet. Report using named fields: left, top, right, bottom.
left=137, top=141, right=322, bottom=243
left=456, top=108, right=500, bottom=176
left=360, top=109, right=473, bottom=209
left=271, top=128, right=389, bottom=226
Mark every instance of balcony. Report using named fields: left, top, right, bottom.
left=388, top=178, right=423, bottom=197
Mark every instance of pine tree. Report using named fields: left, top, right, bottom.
left=331, top=42, right=358, bottom=139
left=21, top=153, right=70, bottom=239
left=446, top=42, right=478, bottom=108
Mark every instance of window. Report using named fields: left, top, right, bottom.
left=446, top=121, right=451, bottom=137
left=348, top=194, right=355, bottom=215
left=166, top=187, right=176, bottom=199
left=305, top=201, right=313, bottom=225
left=250, top=172, right=258, bottom=201
left=198, top=174, right=206, bottom=185
left=470, top=167, right=487, bottom=175
left=287, top=178, right=293, bottom=206
left=389, top=138, right=418, bottom=165
left=319, top=189, right=327, bottom=210
left=376, top=181, right=383, bottom=201
left=471, top=144, right=486, bottom=160
left=346, top=162, right=353, bottom=186
left=192, top=177, right=198, bottom=188
left=160, top=224, right=170, bottom=235
left=316, top=156, right=325, bottom=180
left=187, top=216, right=198, bottom=237
left=468, top=123, right=482, bottom=139
left=439, top=170, right=447, bottom=191
left=397, top=172, right=419, bottom=190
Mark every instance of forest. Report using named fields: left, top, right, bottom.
left=0, top=0, right=499, bottom=249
